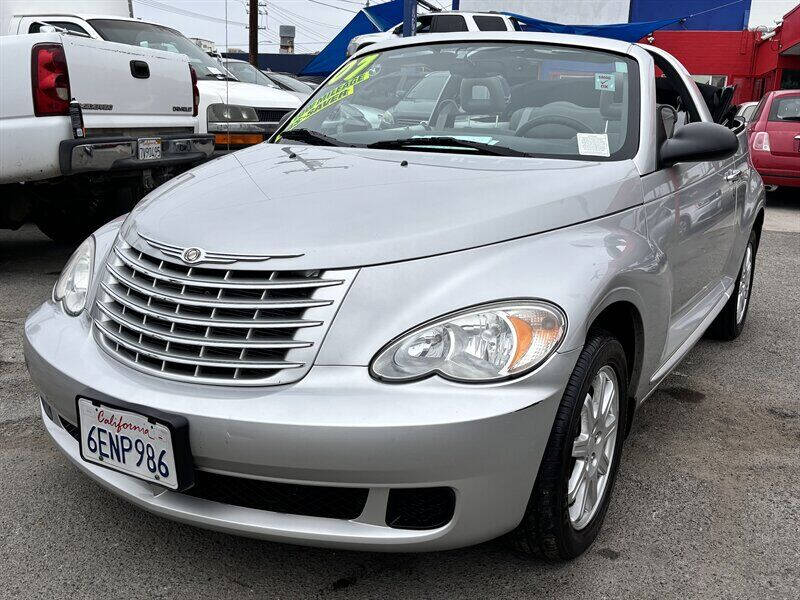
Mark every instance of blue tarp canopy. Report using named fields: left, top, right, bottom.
left=504, top=13, right=685, bottom=43
left=301, top=2, right=687, bottom=77
left=300, top=0, right=402, bottom=77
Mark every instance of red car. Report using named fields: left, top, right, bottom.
left=747, top=90, right=800, bottom=189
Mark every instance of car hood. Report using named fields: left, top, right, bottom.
left=197, top=79, right=300, bottom=109
left=123, top=143, right=643, bottom=269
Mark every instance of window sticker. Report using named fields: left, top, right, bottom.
left=594, top=73, right=615, bottom=92
left=614, top=61, right=628, bottom=73
left=576, top=133, right=610, bottom=157
left=284, top=54, right=379, bottom=130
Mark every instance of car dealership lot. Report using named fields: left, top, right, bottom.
left=1, top=195, right=798, bottom=599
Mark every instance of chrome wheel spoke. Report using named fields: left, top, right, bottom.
left=568, top=462, right=588, bottom=504
left=597, top=450, right=611, bottom=475
left=572, top=433, right=591, bottom=459
left=585, top=474, right=599, bottom=511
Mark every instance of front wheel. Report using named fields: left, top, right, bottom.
left=510, top=331, right=628, bottom=560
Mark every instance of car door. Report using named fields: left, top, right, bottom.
left=642, top=64, right=739, bottom=360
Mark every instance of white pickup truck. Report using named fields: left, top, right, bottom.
left=346, top=11, right=519, bottom=56
left=0, top=30, right=214, bottom=242
left=7, top=14, right=302, bottom=153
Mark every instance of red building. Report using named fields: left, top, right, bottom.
left=642, top=3, right=800, bottom=103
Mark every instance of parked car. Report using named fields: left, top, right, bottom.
left=0, top=30, right=213, bottom=241
left=747, top=90, right=800, bottom=189
left=6, top=13, right=302, bottom=151
left=220, top=59, right=310, bottom=101
left=26, top=32, right=764, bottom=560
left=262, top=71, right=318, bottom=94
left=735, top=101, right=759, bottom=122
left=346, top=11, right=519, bottom=56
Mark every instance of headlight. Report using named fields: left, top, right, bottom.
left=53, top=236, right=95, bottom=316
left=207, top=103, right=259, bottom=122
left=207, top=104, right=263, bottom=133
left=370, top=301, right=566, bottom=383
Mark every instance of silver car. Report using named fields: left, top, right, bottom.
left=25, top=32, right=764, bottom=559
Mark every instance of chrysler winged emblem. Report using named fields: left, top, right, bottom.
left=139, top=233, right=303, bottom=265
left=181, top=247, right=203, bottom=264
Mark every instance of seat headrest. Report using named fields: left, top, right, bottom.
left=459, top=77, right=507, bottom=114
left=600, top=72, right=624, bottom=120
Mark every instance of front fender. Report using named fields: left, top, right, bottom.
left=317, top=205, right=670, bottom=396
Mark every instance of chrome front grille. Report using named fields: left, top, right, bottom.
left=92, top=238, right=355, bottom=386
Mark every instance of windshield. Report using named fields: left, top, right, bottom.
left=223, top=61, right=281, bottom=89
left=276, top=42, right=639, bottom=160
left=89, top=19, right=236, bottom=81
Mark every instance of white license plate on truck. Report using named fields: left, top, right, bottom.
left=138, top=137, right=162, bottom=161
left=77, top=398, right=179, bottom=489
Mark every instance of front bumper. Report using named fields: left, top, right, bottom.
left=59, top=134, right=215, bottom=175
left=25, top=301, right=577, bottom=551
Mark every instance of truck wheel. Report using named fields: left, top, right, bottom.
left=510, top=331, right=628, bottom=560
left=34, top=183, right=104, bottom=244
left=707, top=230, right=757, bottom=341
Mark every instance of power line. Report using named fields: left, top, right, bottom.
left=306, top=0, right=357, bottom=13
left=135, top=0, right=248, bottom=27
left=268, top=1, right=347, bottom=30
left=266, top=4, right=329, bottom=40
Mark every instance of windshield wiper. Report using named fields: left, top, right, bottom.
left=366, top=136, right=529, bottom=157
left=278, top=128, right=346, bottom=147
left=778, top=116, right=800, bottom=121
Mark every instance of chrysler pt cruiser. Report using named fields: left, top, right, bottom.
left=25, top=33, right=765, bottom=560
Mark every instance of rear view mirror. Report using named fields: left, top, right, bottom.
left=659, top=122, right=738, bottom=168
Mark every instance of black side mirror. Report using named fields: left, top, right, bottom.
left=659, top=122, right=738, bottom=168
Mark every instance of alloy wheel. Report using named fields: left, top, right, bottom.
left=568, top=366, right=619, bottom=530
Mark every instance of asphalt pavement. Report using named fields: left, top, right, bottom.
left=0, top=193, right=798, bottom=599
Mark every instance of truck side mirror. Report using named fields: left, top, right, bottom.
left=659, top=122, right=738, bottom=168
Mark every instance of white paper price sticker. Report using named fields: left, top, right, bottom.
left=576, top=133, right=611, bottom=157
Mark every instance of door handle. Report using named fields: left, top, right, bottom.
left=723, top=169, right=742, bottom=182
left=130, top=60, right=150, bottom=79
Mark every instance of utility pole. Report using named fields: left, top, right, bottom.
left=402, top=0, right=417, bottom=37
left=249, top=0, right=258, bottom=67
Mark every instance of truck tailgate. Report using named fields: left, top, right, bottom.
left=61, top=36, right=196, bottom=129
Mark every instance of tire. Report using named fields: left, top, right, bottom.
left=510, top=330, right=628, bottom=560
left=706, top=230, right=757, bottom=341
left=36, top=211, right=99, bottom=244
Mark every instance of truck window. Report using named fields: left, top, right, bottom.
left=431, top=15, right=468, bottom=32
left=473, top=16, right=508, bottom=31
left=88, top=19, right=235, bottom=82
left=29, top=21, right=89, bottom=35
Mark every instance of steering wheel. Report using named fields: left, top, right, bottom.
left=516, top=114, right=597, bottom=137
left=337, top=103, right=372, bottom=132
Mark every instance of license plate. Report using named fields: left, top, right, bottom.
left=77, top=398, right=179, bottom=489
left=137, top=137, right=162, bottom=161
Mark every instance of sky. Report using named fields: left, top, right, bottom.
left=131, top=0, right=370, bottom=53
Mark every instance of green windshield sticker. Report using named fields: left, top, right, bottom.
left=285, top=54, right=379, bottom=130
